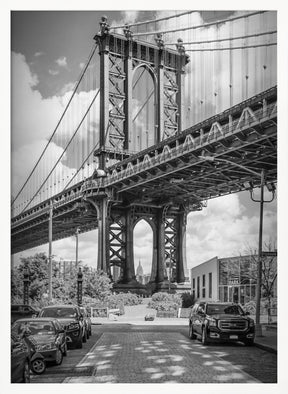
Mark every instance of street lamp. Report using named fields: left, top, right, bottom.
left=200, top=155, right=276, bottom=336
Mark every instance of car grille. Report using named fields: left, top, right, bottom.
left=219, top=319, right=248, bottom=331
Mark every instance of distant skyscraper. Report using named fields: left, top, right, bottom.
left=136, top=260, right=144, bottom=284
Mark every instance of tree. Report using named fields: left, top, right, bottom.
left=11, top=253, right=113, bottom=306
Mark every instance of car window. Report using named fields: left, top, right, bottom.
left=41, top=307, right=78, bottom=318
left=13, top=321, right=56, bottom=335
left=206, top=304, right=243, bottom=315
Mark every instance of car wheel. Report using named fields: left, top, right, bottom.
left=201, top=327, right=209, bottom=345
left=23, top=360, right=30, bottom=382
left=244, top=339, right=254, bottom=346
left=54, top=348, right=63, bottom=365
left=188, top=323, right=197, bottom=340
left=31, top=358, right=46, bottom=375
left=76, top=339, right=83, bottom=349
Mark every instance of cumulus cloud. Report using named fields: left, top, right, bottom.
left=186, top=193, right=277, bottom=269
left=11, top=52, right=100, bottom=212
left=34, top=51, right=45, bottom=57
left=55, top=56, right=68, bottom=68
left=48, top=69, right=59, bottom=76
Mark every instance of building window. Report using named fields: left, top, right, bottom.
left=202, top=274, right=205, bottom=287
left=209, top=272, right=212, bottom=298
left=197, top=276, right=200, bottom=298
left=202, top=288, right=206, bottom=298
left=192, top=278, right=195, bottom=290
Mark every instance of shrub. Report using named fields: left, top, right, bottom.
left=148, top=292, right=182, bottom=312
left=180, top=292, right=195, bottom=308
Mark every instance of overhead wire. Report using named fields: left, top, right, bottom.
left=110, top=10, right=195, bottom=30
left=165, top=30, right=277, bottom=46
left=184, top=43, right=276, bottom=52
left=132, top=11, right=267, bottom=37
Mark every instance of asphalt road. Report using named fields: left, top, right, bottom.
left=31, top=323, right=277, bottom=384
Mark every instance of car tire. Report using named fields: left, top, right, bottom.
left=201, top=327, right=209, bottom=345
left=188, top=323, right=197, bottom=340
left=23, top=360, right=31, bottom=382
left=31, top=358, right=46, bottom=375
left=54, top=348, right=63, bottom=365
left=76, top=339, right=83, bottom=349
left=244, top=339, right=254, bottom=346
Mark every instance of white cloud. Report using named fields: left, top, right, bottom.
left=34, top=51, right=45, bottom=57
left=48, top=69, right=59, bottom=76
left=55, top=56, right=68, bottom=68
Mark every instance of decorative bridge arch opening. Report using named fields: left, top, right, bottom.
left=133, top=219, right=153, bottom=285
left=131, top=65, right=156, bottom=152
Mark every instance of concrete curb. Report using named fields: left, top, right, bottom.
left=254, top=342, right=277, bottom=354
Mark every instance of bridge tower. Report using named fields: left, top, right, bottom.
left=85, top=16, right=190, bottom=292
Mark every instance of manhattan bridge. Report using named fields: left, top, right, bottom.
left=11, top=11, right=277, bottom=292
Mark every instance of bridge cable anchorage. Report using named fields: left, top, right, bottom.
left=165, top=30, right=277, bottom=46
left=184, top=43, right=276, bottom=52
left=20, top=90, right=100, bottom=214
left=132, top=11, right=268, bottom=37
left=11, top=42, right=99, bottom=208
left=110, top=10, right=196, bottom=30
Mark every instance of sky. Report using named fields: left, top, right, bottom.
left=8, top=6, right=282, bottom=278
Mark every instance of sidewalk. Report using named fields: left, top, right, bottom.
left=254, top=324, right=277, bottom=353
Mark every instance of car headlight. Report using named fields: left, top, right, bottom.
left=208, top=319, right=217, bottom=327
left=35, top=343, right=57, bottom=351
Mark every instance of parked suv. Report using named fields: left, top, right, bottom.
left=39, top=305, right=84, bottom=349
left=188, top=302, right=255, bottom=346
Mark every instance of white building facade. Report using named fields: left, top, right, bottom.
left=191, top=254, right=277, bottom=305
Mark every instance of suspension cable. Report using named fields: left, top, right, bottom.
left=110, top=10, right=195, bottom=30
left=12, top=42, right=98, bottom=207
left=63, top=140, right=100, bottom=191
left=184, top=42, right=276, bottom=52
left=20, top=90, right=100, bottom=214
left=165, top=30, right=277, bottom=46
left=132, top=11, right=267, bottom=37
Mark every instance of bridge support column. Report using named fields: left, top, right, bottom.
left=122, top=209, right=135, bottom=283
left=155, top=210, right=166, bottom=284
left=97, top=197, right=109, bottom=274
left=176, top=212, right=187, bottom=284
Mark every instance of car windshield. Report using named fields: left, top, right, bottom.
left=41, top=307, right=78, bottom=318
left=12, top=321, right=55, bottom=336
left=206, top=304, right=244, bottom=315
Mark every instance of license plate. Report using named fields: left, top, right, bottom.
left=230, top=335, right=238, bottom=339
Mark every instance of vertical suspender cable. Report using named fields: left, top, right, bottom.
left=229, top=21, right=233, bottom=107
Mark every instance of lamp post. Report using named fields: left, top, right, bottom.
left=75, top=228, right=79, bottom=271
left=199, top=155, right=276, bottom=336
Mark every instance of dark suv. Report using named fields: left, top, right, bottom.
left=39, top=305, right=84, bottom=349
left=188, top=302, right=255, bottom=346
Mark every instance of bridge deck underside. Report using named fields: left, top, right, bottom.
left=11, top=88, right=277, bottom=254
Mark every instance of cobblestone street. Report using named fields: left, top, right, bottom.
left=64, top=331, right=259, bottom=383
